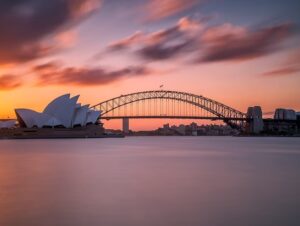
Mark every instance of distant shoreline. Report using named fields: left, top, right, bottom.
left=0, top=125, right=124, bottom=140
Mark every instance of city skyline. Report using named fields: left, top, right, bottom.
left=0, top=0, right=299, bottom=130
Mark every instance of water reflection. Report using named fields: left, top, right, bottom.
left=0, top=137, right=300, bottom=226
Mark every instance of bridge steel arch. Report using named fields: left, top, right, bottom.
left=90, top=90, right=247, bottom=129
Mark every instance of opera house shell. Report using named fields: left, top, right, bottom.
left=15, top=94, right=101, bottom=129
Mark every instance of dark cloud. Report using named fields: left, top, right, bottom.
left=35, top=63, right=151, bottom=86
left=107, top=17, right=203, bottom=61
left=138, top=40, right=193, bottom=60
left=138, top=18, right=200, bottom=60
left=0, top=75, right=22, bottom=90
left=0, top=0, right=101, bottom=65
left=199, top=23, right=293, bottom=62
left=107, top=18, right=295, bottom=63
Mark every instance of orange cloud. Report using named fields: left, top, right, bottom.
left=0, top=75, right=22, bottom=90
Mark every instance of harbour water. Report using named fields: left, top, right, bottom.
left=0, top=137, right=300, bottom=226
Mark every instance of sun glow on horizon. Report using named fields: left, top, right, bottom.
left=0, top=0, right=299, bottom=130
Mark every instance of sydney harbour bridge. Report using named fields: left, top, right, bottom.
left=90, top=90, right=250, bottom=131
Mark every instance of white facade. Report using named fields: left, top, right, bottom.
left=73, top=105, right=90, bottom=127
left=15, top=94, right=101, bottom=128
left=16, top=109, right=43, bottom=128
left=86, top=110, right=101, bottom=124
left=0, top=120, right=16, bottom=128
left=15, top=109, right=63, bottom=128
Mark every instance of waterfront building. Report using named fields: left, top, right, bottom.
left=274, top=109, right=297, bottom=120
left=15, top=94, right=101, bottom=129
left=0, top=120, right=16, bottom=129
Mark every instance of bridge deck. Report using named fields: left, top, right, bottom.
left=101, top=116, right=248, bottom=121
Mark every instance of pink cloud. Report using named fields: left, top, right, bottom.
left=145, top=0, right=199, bottom=21
left=199, top=23, right=292, bottom=62
left=106, top=17, right=203, bottom=60
left=54, top=30, right=78, bottom=48
left=106, top=18, right=294, bottom=63
left=262, top=66, right=300, bottom=77
left=34, top=62, right=152, bottom=86
left=108, top=31, right=145, bottom=51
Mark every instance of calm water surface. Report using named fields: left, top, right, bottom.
left=0, top=137, right=300, bottom=226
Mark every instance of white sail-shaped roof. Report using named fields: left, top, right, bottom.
left=43, top=94, right=70, bottom=115
left=72, top=105, right=89, bottom=127
left=15, top=109, right=62, bottom=128
left=43, top=117, right=62, bottom=128
left=15, top=109, right=41, bottom=128
left=86, top=110, right=101, bottom=124
left=15, top=94, right=99, bottom=129
left=43, top=94, right=79, bottom=128
left=34, top=113, right=54, bottom=128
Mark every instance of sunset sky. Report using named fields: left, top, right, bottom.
left=0, top=0, right=299, bottom=130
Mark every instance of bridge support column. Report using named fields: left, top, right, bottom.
left=246, top=106, right=264, bottom=134
left=123, top=118, right=130, bottom=134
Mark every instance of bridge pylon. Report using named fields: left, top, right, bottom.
left=123, top=118, right=130, bottom=134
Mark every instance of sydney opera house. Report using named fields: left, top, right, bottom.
left=15, top=94, right=100, bottom=129
left=0, top=94, right=105, bottom=139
